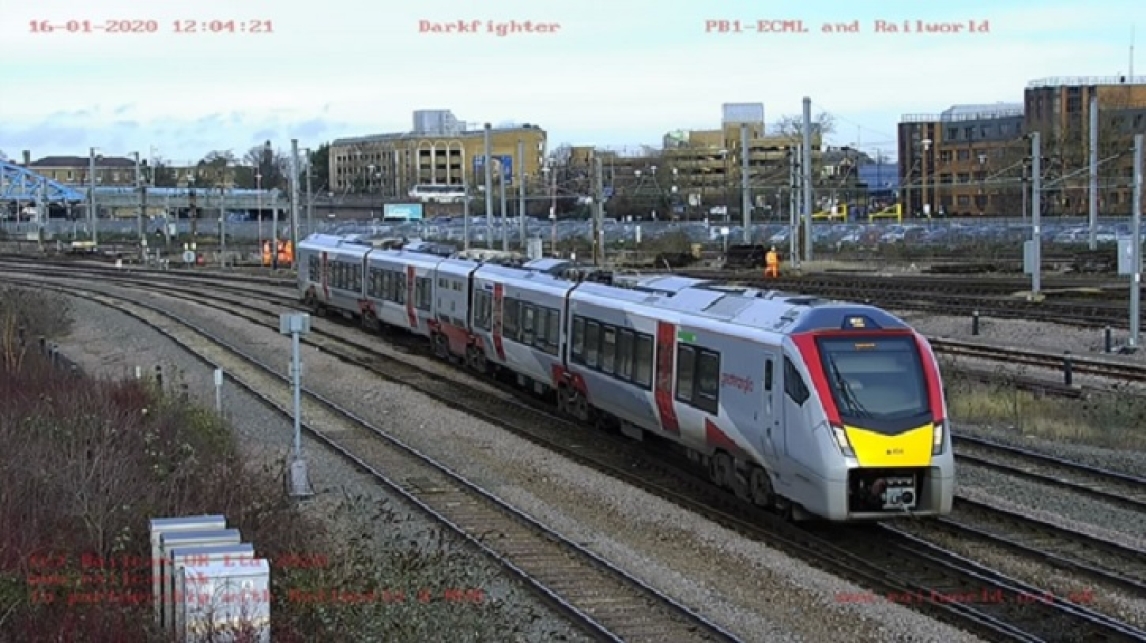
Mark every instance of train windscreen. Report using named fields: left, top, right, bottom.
left=815, top=335, right=931, bottom=432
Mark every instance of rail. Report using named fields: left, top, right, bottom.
left=3, top=275, right=740, bottom=643
left=6, top=268, right=1143, bottom=641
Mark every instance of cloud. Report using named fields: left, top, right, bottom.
left=0, top=107, right=354, bottom=163
left=1, top=0, right=1137, bottom=160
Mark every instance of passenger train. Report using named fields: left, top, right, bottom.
left=297, top=234, right=955, bottom=522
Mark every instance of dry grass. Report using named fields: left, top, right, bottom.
left=942, top=363, right=1146, bottom=450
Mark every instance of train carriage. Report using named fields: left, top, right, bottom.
left=365, top=250, right=444, bottom=338
left=295, top=233, right=954, bottom=523
left=298, top=235, right=371, bottom=315
left=561, top=276, right=701, bottom=436
left=431, top=257, right=483, bottom=360
left=472, top=264, right=574, bottom=393
left=566, top=277, right=954, bottom=522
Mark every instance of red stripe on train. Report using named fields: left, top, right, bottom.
left=653, top=321, right=680, bottom=434
left=405, top=265, right=418, bottom=329
left=790, top=333, right=839, bottom=425
left=491, top=283, right=506, bottom=361
left=705, top=418, right=749, bottom=459
left=914, top=333, right=946, bottom=422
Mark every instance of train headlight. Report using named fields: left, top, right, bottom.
left=932, top=421, right=946, bottom=455
left=830, top=424, right=855, bottom=458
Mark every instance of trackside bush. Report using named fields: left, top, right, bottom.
left=0, top=289, right=571, bottom=642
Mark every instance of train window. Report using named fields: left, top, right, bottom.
left=616, top=329, right=634, bottom=380
left=676, top=345, right=696, bottom=403
left=504, top=298, right=520, bottom=342
left=601, top=326, right=617, bottom=374
left=309, top=256, right=319, bottom=278
left=546, top=309, right=560, bottom=353
left=633, top=334, right=653, bottom=388
left=522, top=305, right=536, bottom=345
left=585, top=321, right=600, bottom=368
left=784, top=358, right=810, bottom=405
left=417, top=277, right=433, bottom=311
left=394, top=271, right=406, bottom=305
left=474, top=291, right=492, bottom=330
left=533, top=308, right=548, bottom=349
left=695, top=351, right=720, bottom=414
left=571, top=317, right=586, bottom=362
left=438, top=277, right=447, bottom=289
left=765, top=359, right=773, bottom=391
left=353, top=265, right=362, bottom=292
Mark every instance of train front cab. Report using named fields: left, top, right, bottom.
left=788, top=316, right=954, bottom=521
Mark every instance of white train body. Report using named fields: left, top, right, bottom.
left=297, top=235, right=955, bottom=522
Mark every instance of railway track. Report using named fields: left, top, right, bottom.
left=681, top=270, right=1139, bottom=329
left=0, top=256, right=1137, bottom=329
left=9, top=276, right=739, bottom=643
left=8, top=270, right=1146, bottom=641
left=954, top=435, right=1146, bottom=513
left=935, top=497, right=1146, bottom=596
left=0, top=261, right=1128, bottom=402
left=933, top=338, right=1146, bottom=384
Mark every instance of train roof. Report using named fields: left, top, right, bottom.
left=369, top=248, right=446, bottom=267
left=475, top=263, right=575, bottom=294
left=299, top=234, right=373, bottom=252
left=575, top=273, right=909, bottom=335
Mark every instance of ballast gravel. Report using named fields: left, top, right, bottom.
left=50, top=294, right=593, bottom=643
left=49, top=282, right=986, bottom=643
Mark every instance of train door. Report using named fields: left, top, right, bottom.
left=758, top=356, right=783, bottom=471
left=781, top=356, right=817, bottom=477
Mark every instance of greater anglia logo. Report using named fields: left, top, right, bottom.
left=419, top=20, right=562, bottom=37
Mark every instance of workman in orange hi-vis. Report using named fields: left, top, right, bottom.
left=764, top=246, right=780, bottom=278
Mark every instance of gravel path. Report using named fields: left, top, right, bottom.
left=52, top=282, right=987, bottom=643
left=954, top=464, right=1146, bottom=549
left=51, top=294, right=593, bottom=643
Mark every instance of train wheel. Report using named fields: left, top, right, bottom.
left=467, top=347, right=488, bottom=374
left=749, top=467, right=774, bottom=508
left=565, top=388, right=589, bottom=422
left=709, top=452, right=734, bottom=490
left=556, top=385, right=568, bottom=414
left=432, top=333, right=449, bottom=360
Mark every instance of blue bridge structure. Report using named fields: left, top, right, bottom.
left=0, top=159, right=85, bottom=202
left=0, top=159, right=285, bottom=209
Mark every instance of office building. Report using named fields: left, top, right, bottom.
left=898, top=76, right=1146, bottom=216
left=26, top=155, right=137, bottom=187
left=898, top=104, right=1025, bottom=217
left=1024, top=76, right=1146, bottom=215
left=329, top=112, right=548, bottom=197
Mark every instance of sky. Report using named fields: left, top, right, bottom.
left=0, top=0, right=1140, bottom=164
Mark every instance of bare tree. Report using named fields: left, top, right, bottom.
left=771, top=112, right=836, bottom=140
left=198, top=150, right=238, bottom=167
left=549, top=143, right=573, bottom=166
left=240, top=142, right=290, bottom=190
left=150, top=156, right=179, bottom=187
